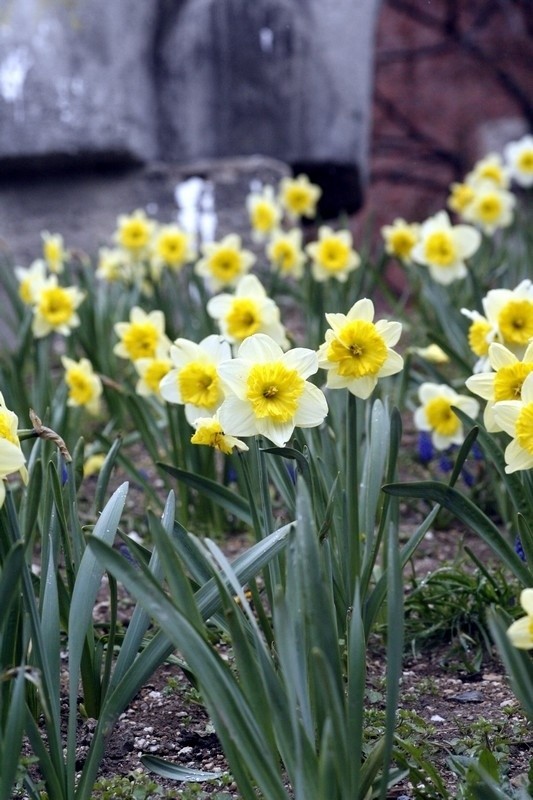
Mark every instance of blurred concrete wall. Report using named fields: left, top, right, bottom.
left=0, top=0, right=380, bottom=216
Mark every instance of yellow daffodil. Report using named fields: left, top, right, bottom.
left=411, top=211, right=481, bottom=285
left=504, top=134, right=533, bottom=188
left=14, top=259, right=47, bottom=305
left=206, top=274, right=289, bottom=349
left=482, top=280, right=533, bottom=356
left=265, top=228, right=306, bottom=278
left=447, top=182, right=476, bottom=215
left=381, top=218, right=420, bottom=264
left=41, top=230, right=67, bottom=273
left=83, top=452, right=106, bottom=478
left=493, top=372, right=533, bottom=473
left=317, top=298, right=403, bottom=399
left=413, top=382, right=479, bottom=451
left=217, top=334, right=328, bottom=447
left=461, top=183, right=515, bottom=234
left=306, top=226, right=360, bottom=283
left=61, top=356, right=103, bottom=415
left=151, top=224, right=196, bottom=271
left=195, top=234, right=256, bottom=292
left=412, top=344, right=450, bottom=364
left=507, top=589, right=533, bottom=649
left=246, top=186, right=282, bottom=241
left=32, top=275, right=85, bottom=338
left=465, top=153, right=510, bottom=190
left=114, top=209, right=155, bottom=255
left=461, top=308, right=498, bottom=371
left=113, top=307, right=170, bottom=362
left=191, top=412, right=249, bottom=455
left=134, top=355, right=173, bottom=398
left=159, top=335, right=232, bottom=425
left=278, top=174, right=321, bottom=220
left=466, top=342, right=533, bottom=432
left=95, top=247, right=130, bottom=284
left=0, top=392, right=27, bottom=509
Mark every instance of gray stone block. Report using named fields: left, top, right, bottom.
left=0, top=0, right=158, bottom=163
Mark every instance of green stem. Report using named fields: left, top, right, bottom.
left=346, top=392, right=361, bottom=585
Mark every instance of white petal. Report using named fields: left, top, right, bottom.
left=489, top=343, right=517, bottom=369
left=293, top=383, right=328, bottom=427
left=375, top=320, right=402, bottom=347
left=282, top=348, right=318, bottom=379
left=507, top=616, right=533, bottom=649
left=413, top=407, right=430, bottom=431
left=159, top=371, right=182, bottom=404
left=504, top=439, right=533, bottom=473
left=256, top=417, right=295, bottom=447
left=346, top=298, right=374, bottom=322
left=453, top=225, right=481, bottom=258
left=218, top=396, right=259, bottom=437
left=521, top=373, right=533, bottom=404
left=237, top=334, right=283, bottom=362
left=217, top=359, right=251, bottom=401
left=347, top=375, right=377, bottom=400
left=493, top=401, right=521, bottom=435
left=520, top=588, right=533, bottom=616
left=465, top=373, right=494, bottom=400
left=378, top=350, right=404, bottom=377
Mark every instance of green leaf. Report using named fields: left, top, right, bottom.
left=383, top=481, right=533, bottom=585
left=159, top=463, right=252, bottom=525
left=141, top=755, right=224, bottom=781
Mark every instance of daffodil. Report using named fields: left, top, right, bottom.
left=410, top=210, right=481, bottom=284
left=191, top=412, right=249, bottom=455
left=151, top=224, right=196, bottom=271
left=83, top=452, right=106, bottom=478
left=0, top=392, right=27, bottom=509
left=195, top=234, right=256, bottom=292
left=61, top=356, right=103, bottom=415
left=14, top=259, right=47, bottom=305
left=306, top=226, right=360, bottom=283
left=447, top=182, right=476, bottom=215
left=113, top=307, right=170, bottom=362
left=482, top=280, right=533, bottom=355
left=278, top=174, right=322, bottom=220
left=159, top=335, right=231, bottom=425
left=412, top=344, right=449, bottom=364
left=114, top=209, right=155, bottom=256
left=41, top=230, right=67, bottom=273
left=493, top=372, right=533, bottom=473
left=413, top=383, right=479, bottom=451
left=461, top=308, right=498, bottom=370
left=32, top=275, right=85, bottom=338
left=317, top=299, right=403, bottom=399
left=466, top=342, right=533, bottom=431
left=95, top=247, right=130, bottom=284
left=206, top=274, right=289, bottom=349
left=465, top=153, right=510, bottom=190
left=217, top=334, right=328, bottom=447
left=504, top=134, right=533, bottom=188
left=461, top=183, right=515, bottom=234
left=246, top=186, right=282, bottom=241
left=134, top=355, right=173, bottom=398
left=265, top=228, right=306, bottom=278
left=507, top=589, right=533, bottom=649
left=381, top=218, right=420, bottom=264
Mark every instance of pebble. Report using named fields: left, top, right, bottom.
left=430, top=714, right=445, bottom=722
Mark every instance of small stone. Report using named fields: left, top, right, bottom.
left=448, top=691, right=483, bottom=703
left=430, top=714, right=445, bottom=722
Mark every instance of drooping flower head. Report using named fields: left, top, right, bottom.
left=14, top=259, right=47, bottom=305
left=306, top=226, right=361, bottom=283
left=278, top=174, right=322, bottom=220
left=151, top=224, right=196, bottom=271
left=206, top=274, right=289, bottom=349
left=0, top=392, right=27, bottom=509
left=381, top=218, right=420, bottom=264
left=317, top=299, right=403, bottom=399
left=41, top=230, right=67, bottom=274
left=217, top=334, right=328, bottom=447
left=195, top=234, right=256, bottom=292
left=32, top=275, right=85, bottom=338
left=95, top=247, right=131, bottom=284
left=114, top=210, right=155, bottom=256
left=159, top=335, right=232, bottom=425
left=466, top=342, right=533, bottom=432
left=265, top=228, right=306, bottom=278
left=504, top=134, right=533, bottom=188
left=493, top=372, right=533, bottom=473
left=413, top=382, right=479, bottom=451
left=507, top=589, right=533, bottom=649
left=246, top=185, right=282, bottom=241
left=191, top=412, right=249, bottom=455
left=410, top=210, right=481, bottom=285
left=113, top=307, right=170, bottom=362
left=61, top=356, right=103, bottom=415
